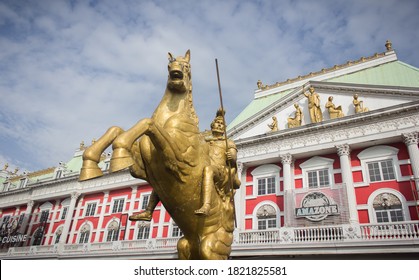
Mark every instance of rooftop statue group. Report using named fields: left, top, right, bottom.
left=79, top=50, right=240, bottom=260
left=266, top=85, right=368, bottom=131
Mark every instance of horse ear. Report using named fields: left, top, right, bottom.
left=168, top=52, right=174, bottom=61
left=185, top=50, right=190, bottom=62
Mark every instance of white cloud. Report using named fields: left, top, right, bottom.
left=0, top=0, right=418, bottom=172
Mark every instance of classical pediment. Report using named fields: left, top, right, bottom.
left=229, top=81, right=419, bottom=141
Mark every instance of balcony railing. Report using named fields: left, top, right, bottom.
left=1, top=221, right=418, bottom=259
left=360, top=221, right=419, bottom=240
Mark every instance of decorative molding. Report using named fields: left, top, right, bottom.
left=71, top=192, right=81, bottom=200
left=402, top=131, right=418, bottom=146
left=336, top=144, right=351, bottom=157
left=280, top=153, right=293, bottom=165
left=237, top=111, right=419, bottom=161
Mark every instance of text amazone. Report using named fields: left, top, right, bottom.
left=295, top=205, right=339, bottom=217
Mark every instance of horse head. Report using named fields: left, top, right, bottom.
left=167, top=50, right=191, bottom=93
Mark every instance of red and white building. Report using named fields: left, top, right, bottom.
left=1, top=41, right=418, bottom=259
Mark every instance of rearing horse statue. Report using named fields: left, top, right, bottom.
left=79, top=50, right=238, bottom=260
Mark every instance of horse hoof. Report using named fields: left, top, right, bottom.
left=79, top=167, right=103, bottom=181
left=110, top=148, right=134, bottom=172
left=79, top=160, right=103, bottom=181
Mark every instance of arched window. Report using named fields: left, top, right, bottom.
left=136, top=222, right=150, bottom=240
left=106, top=220, right=120, bottom=242
left=373, top=193, right=404, bottom=223
left=54, top=226, right=63, bottom=244
left=368, top=189, right=410, bottom=224
left=78, top=224, right=91, bottom=244
left=32, top=226, right=45, bottom=246
left=256, top=205, right=277, bottom=230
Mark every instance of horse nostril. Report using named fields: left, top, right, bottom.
left=170, top=70, right=183, bottom=79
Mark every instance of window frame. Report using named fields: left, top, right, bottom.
left=300, top=156, right=335, bottom=190
left=367, top=189, right=411, bottom=224
left=170, top=221, right=183, bottom=238
left=78, top=223, right=92, bottom=244
left=136, top=224, right=151, bottom=240
left=60, top=207, right=68, bottom=220
left=106, top=221, right=120, bottom=242
left=357, top=145, right=402, bottom=184
left=251, top=164, right=281, bottom=197
left=252, top=202, right=281, bottom=230
left=111, top=197, right=126, bottom=214
left=366, top=159, right=396, bottom=182
left=85, top=202, right=97, bottom=217
left=140, top=193, right=151, bottom=210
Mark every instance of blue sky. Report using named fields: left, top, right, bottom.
left=1, top=0, right=419, bottom=173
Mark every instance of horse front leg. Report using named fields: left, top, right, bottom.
left=110, top=118, right=154, bottom=172
left=80, top=126, right=124, bottom=181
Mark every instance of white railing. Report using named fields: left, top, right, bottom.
left=293, top=225, right=344, bottom=242
left=360, top=221, right=419, bottom=240
left=1, top=221, right=418, bottom=259
left=238, top=229, right=280, bottom=244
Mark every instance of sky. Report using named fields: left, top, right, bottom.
left=1, top=0, right=419, bottom=174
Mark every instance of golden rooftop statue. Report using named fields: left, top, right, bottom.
left=268, top=116, right=278, bottom=132
left=303, top=85, right=323, bottom=123
left=79, top=50, right=240, bottom=260
left=353, top=93, right=369, bottom=113
left=325, top=96, right=344, bottom=119
left=287, top=103, right=303, bottom=128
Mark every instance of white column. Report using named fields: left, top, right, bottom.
left=235, top=161, right=245, bottom=230
left=69, top=195, right=84, bottom=243
left=20, top=200, right=34, bottom=245
left=280, top=153, right=293, bottom=227
left=95, top=191, right=109, bottom=242
left=156, top=205, right=166, bottom=238
left=336, top=144, right=359, bottom=224
left=125, top=187, right=138, bottom=240
left=59, top=192, right=80, bottom=244
left=402, top=132, right=419, bottom=190
left=45, top=200, right=60, bottom=244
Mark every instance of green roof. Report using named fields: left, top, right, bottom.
left=228, top=89, right=292, bottom=129
left=327, top=61, right=419, bottom=87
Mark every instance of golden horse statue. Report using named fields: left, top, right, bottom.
left=79, top=50, right=239, bottom=260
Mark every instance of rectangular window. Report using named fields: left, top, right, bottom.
left=368, top=160, right=395, bottom=182
left=85, top=203, right=96, bottom=217
left=112, top=198, right=125, bottom=213
left=137, top=226, right=150, bottom=240
left=172, top=224, right=183, bottom=237
left=375, top=207, right=404, bottom=223
left=141, top=195, right=150, bottom=210
left=257, top=218, right=276, bottom=230
left=61, top=207, right=68, bottom=220
left=40, top=210, right=49, bottom=223
left=307, top=169, right=330, bottom=188
left=257, top=177, right=276, bottom=195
